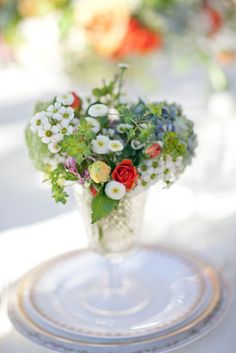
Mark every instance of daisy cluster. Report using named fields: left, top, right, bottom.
left=137, top=156, right=184, bottom=191
left=26, top=65, right=197, bottom=223
left=30, top=93, right=79, bottom=154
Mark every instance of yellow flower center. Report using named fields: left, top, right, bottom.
left=46, top=130, right=52, bottom=137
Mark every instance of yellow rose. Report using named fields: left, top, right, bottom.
left=89, top=161, right=111, bottom=183
left=75, top=0, right=129, bottom=57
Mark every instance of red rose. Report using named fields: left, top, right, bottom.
left=145, top=143, right=161, bottom=159
left=70, top=92, right=82, bottom=110
left=112, top=159, right=138, bottom=191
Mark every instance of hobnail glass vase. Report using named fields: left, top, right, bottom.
left=74, top=186, right=147, bottom=317
left=74, top=186, right=146, bottom=256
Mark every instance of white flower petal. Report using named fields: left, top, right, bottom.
left=48, top=142, right=61, bottom=154
left=85, top=117, right=100, bottom=133
left=42, top=136, right=51, bottom=144
left=108, top=140, right=124, bottom=152
left=108, top=108, right=120, bottom=121
left=91, top=135, right=110, bottom=154
left=88, top=104, right=108, bottom=117
left=60, top=119, right=70, bottom=127
left=56, top=93, right=74, bottom=106
left=105, top=181, right=126, bottom=200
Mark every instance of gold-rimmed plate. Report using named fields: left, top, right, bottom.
left=9, top=246, right=223, bottom=345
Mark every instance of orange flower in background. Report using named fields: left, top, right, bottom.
left=217, top=50, right=236, bottom=66
left=113, top=18, right=163, bottom=58
left=75, top=0, right=129, bottom=57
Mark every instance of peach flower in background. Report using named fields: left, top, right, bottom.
left=75, top=0, right=129, bottom=57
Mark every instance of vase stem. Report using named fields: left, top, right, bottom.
left=107, top=256, right=122, bottom=291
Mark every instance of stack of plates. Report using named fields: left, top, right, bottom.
left=8, top=246, right=229, bottom=353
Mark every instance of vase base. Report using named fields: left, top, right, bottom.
left=72, top=277, right=150, bottom=317
left=8, top=245, right=229, bottom=353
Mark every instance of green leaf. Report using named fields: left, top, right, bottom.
left=91, top=189, right=118, bottom=224
left=92, top=88, right=102, bottom=97
left=118, top=105, right=135, bottom=123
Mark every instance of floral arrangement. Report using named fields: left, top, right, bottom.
left=25, top=64, right=197, bottom=223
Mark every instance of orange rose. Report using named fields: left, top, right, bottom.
left=112, top=159, right=138, bottom=191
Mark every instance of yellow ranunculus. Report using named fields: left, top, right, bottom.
left=89, top=161, right=111, bottom=183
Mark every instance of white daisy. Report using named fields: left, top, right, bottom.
left=38, top=124, right=54, bottom=144
left=56, top=93, right=74, bottom=106
left=30, top=112, right=48, bottom=132
left=48, top=142, right=61, bottom=154
left=85, top=117, right=100, bottom=133
left=59, top=106, right=74, bottom=127
left=60, top=125, right=73, bottom=136
left=105, top=181, right=126, bottom=200
left=88, top=103, right=108, bottom=117
left=91, top=135, right=110, bottom=154
left=47, top=102, right=62, bottom=119
left=108, top=140, right=124, bottom=152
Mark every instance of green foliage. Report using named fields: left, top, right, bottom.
left=162, top=132, right=186, bottom=159
left=118, top=105, right=135, bottom=124
left=25, top=124, right=51, bottom=173
left=49, top=165, right=78, bottom=204
left=138, top=124, right=155, bottom=143
left=33, top=101, right=51, bottom=114
left=92, top=81, right=115, bottom=98
left=148, top=103, right=164, bottom=117
left=91, top=188, right=118, bottom=224
left=60, top=118, right=95, bottom=165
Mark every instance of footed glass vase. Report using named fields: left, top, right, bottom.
left=74, top=186, right=148, bottom=318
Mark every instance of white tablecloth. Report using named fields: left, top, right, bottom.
left=0, top=210, right=235, bottom=353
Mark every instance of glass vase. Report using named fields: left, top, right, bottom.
left=75, top=186, right=146, bottom=256
left=74, top=186, right=148, bottom=318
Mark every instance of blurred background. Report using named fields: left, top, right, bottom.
left=0, top=0, right=236, bottom=269
left=0, top=1, right=236, bottom=351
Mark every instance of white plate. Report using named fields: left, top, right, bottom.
left=13, top=246, right=220, bottom=343
left=8, top=246, right=229, bottom=353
